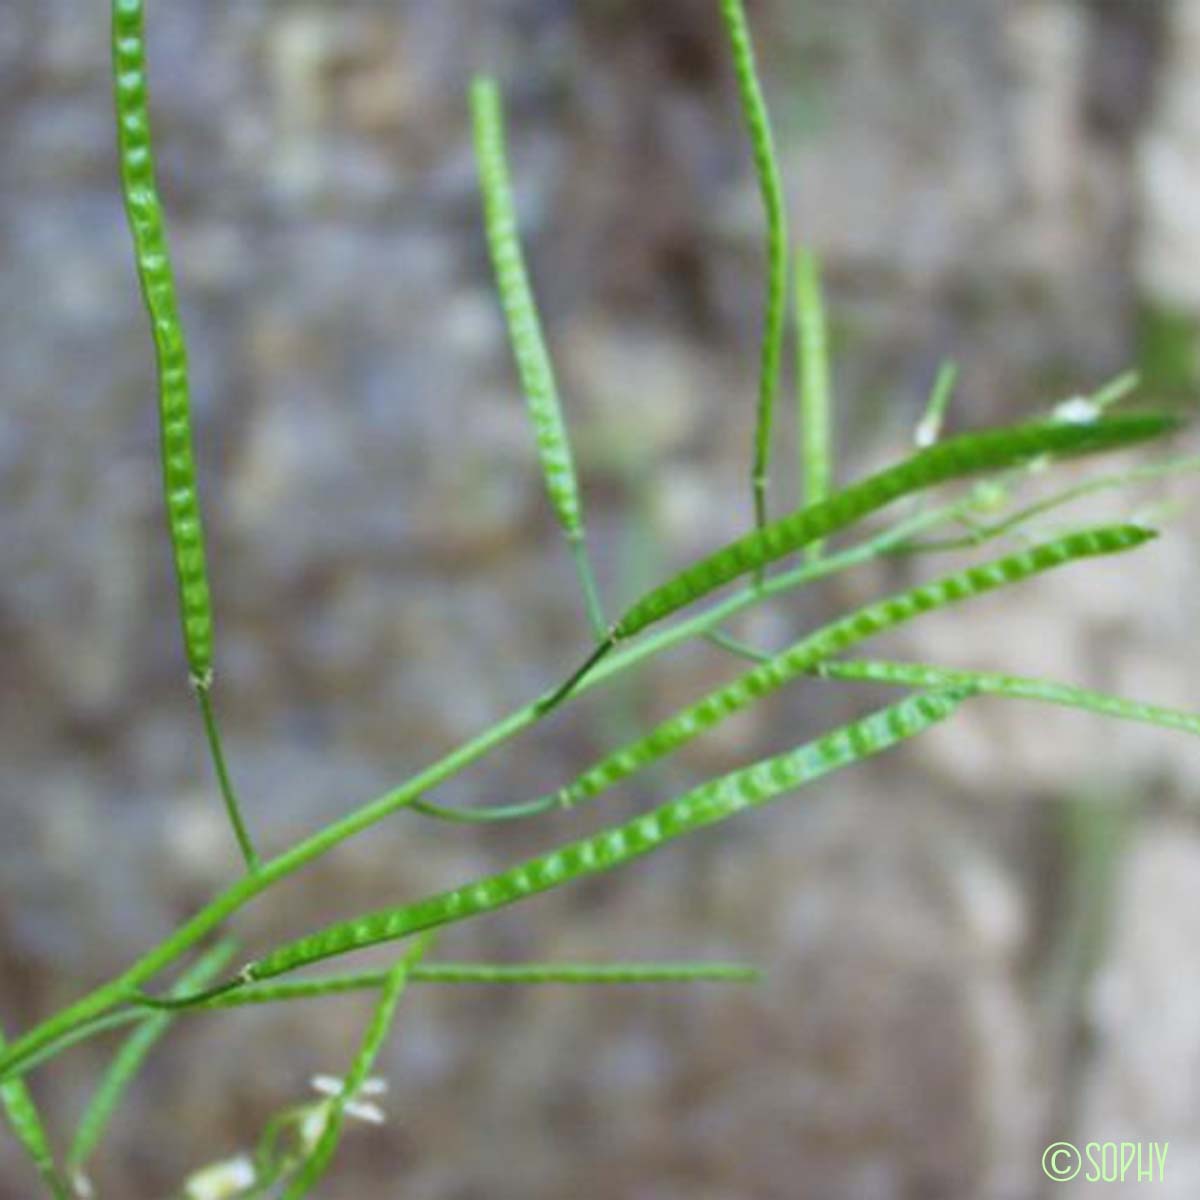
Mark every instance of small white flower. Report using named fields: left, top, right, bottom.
left=309, top=1073, right=387, bottom=1100
left=344, top=1097, right=387, bottom=1125
left=298, top=1074, right=389, bottom=1152
left=182, top=1154, right=256, bottom=1200
left=1052, top=396, right=1100, bottom=425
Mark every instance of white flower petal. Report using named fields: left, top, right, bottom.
left=182, top=1154, right=256, bottom=1200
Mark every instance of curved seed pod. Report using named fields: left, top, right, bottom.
left=113, top=1, right=257, bottom=873
left=112, top=0, right=215, bottom=685
left=720, top=0, right=789, bottom=531
left=199, top=961, right=760, bottom=1006
left=613, top=413, right=1174, bottom=641
left=472, top=77, right=579, bottom=535
left=281, top=934, right=432, bottom=1199
left=552, top=524, right=1153, bottom=807
left=0, top=1028, right=69, bottom=1199
left=67, top=942, right=235, bottom=1175
left=239, top=689, right=967, bottom=984
left=815, top=658, right=1200, bottom=738
left=472, top=76, right=605, bottom=637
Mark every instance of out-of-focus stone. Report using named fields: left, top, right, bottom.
left=1138, top=1, right=1200, bottom=310
left=1070, top=822, right=1200, bottom=1198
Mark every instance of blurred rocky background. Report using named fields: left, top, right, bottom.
left=3, top=1, right=1200, bottom=1197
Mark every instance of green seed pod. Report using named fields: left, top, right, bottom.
left=112, top=0, right=215, bottom=685
left=472, top=77, right=585, bottom=543
left=241, top=689, right=968, bottom=984
left=472, top=76, right=607, bottom=638
left=720, top=0, right=789, bottom=530
left=614, top=414, right=1174, bottom=640
left=556, top=524, right=1153, bottom=807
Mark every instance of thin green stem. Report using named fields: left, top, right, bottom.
left=281, top=934, right=432, bottom=1197
left=795, top=247, right=832, bottom=557
left=916, top=361, right=958, bottom=448
left=894, top=454, right=1200, bottom=554
left=199, top=961, right=762, bottom=1005
left=570, top=533, right=608, bottom=642
left=813, top=658, right=1200, bottom=737
left=67, top=942, right=235, bottom=1173
left=4, top=962, right=759, bottom=1082
left=409, top=795, right=563, bottom=824
left=0, top=1027, right=69, bottom=1198
left=703, top=628, right=774, bottom=664
left=535, top=635, right=617, bottom=714
left=1091, top=369, right=1140, bottom=410
left=2, top=1012, right=146, bottom=1083
left=196, top=685, right=260, bottom=873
